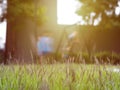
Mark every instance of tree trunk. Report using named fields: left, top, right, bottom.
left=5, top=16, right=37, bottom=64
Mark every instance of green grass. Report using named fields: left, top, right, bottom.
left=0, top=63, right=120, bottom=90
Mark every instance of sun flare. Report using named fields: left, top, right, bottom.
left=57, top=0, right=82, bottom=25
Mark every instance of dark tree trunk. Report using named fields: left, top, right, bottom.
left=5, top=18, right=36, bottom=63
left=5, top=17, right=37, bottom=64
left=4, top=0, right=37, bottom=63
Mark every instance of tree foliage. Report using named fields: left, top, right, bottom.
left=76, top=0, right=120, bottom=28
left=8, top=0, right=47, bottom=25
left=0, top=0, right=47, bottom=25
left=0, top=0, right=7, bottom=22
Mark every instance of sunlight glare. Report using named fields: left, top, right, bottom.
left=57, top=0, right=82, bottom=25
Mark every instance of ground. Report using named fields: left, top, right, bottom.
left=0, top=63, right=120, bottom=90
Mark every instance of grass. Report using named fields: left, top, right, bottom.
left=0, top=63, right=120, bottom=90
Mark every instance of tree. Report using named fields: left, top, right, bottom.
left=4, top=0, right=47, bottom=63
left=76, top=0, right=120, bottom=61
left=0, top=0, right=7, bottom=22
left=76, top=0, right=120, bottom=28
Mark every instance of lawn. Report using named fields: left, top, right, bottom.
left=0, top=63, right=120, bottom=90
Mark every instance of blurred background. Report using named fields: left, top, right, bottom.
left=0, top=0, right=120, bottom=63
